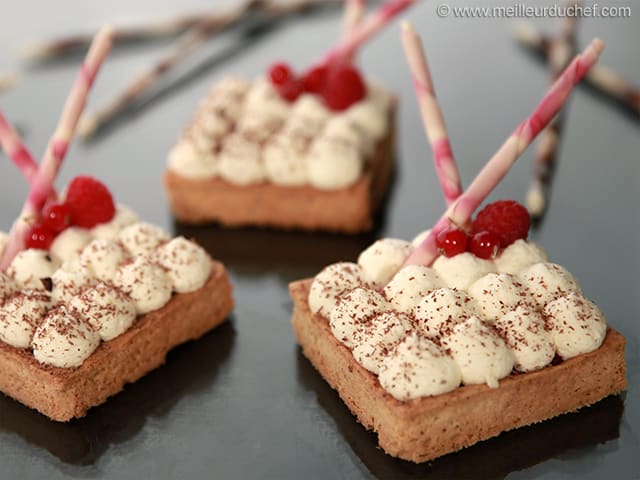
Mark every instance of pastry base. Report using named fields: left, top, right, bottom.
left=0, top=261, right=234, bottom=422
left=164, top=107, right=396, bottom=234
left=289, top=279, right=627, bottom=463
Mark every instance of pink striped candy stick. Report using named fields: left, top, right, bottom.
left=406, top=38, right=604, bottom=266
left=1, top=26, right=113, bottom=271
left=401, top=22, right=462, bottom=207
left=0, top=111, right=39, bottom=182
left=343, top=0, right=366, bottom=35
left=323, top=0, right=415, bottom=66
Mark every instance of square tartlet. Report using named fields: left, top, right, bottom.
left=0, top=260, right=232, bottom=422
left=289, top=237, right=627, bottom=463
left=164, top=77, right=396, bottom=233
left=0, top=208, right=234, bottom=422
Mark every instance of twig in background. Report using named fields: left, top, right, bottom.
left=526, top=8, right=578, bottom=221
left=1, top=27, right=114, bottom=270
left=19, top=0, right=340, bottom=62
left=401, top=22, right=462, bottom=207
left=407, top=39, right=604, bottom=267
left=77, top=0, right=344, bottom=139
left=514, top=22, right=640, bottom=115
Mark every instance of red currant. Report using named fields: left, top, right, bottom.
left=303, top=65, right=329, bottom=94
left=469, top=231, right=502, bottom=259
left=42, top=202, right=72, bottom=233
left=268, top=62, right=293, bottom=87
left=24, top=224, right=56, bottom=250
left=436, top=228, right=468, bottom=258
left=278, top=79, right=305, bottom=102
left=323, top=65, right=366, bottom=111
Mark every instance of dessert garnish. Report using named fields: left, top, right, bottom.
left=1, top=27, right=113, bottom=270
left=406, top=37, right=604, bottom=266
left=264, top=0, right=415, bottom=111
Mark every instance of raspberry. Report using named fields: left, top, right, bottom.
left=24, top=224, right=55, bottom=250
left=268, top=62, right=293, bottom=87
left=436, top=227, right=468, bottom=257
left=323, top=65, right=366, bottom=111
left=65, top=175, right=116, bottom=228
left=42, top=202, right=72, bottom=233
left=469, top=231, right=501, bottom=259
left=471, top=200, right=530, bottom=247
left=303, top=65, right=329, bottom=94
left=277, top=78, right=305, bottom=102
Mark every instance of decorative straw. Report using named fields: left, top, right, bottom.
left=406, top=38, right=604, bottom=266
left=1, top=27, right=114, bottom=270
left=343, top=0, right=366, bottom=34
left=525, top=11, right=577, bottom=220
left=323, top=0, right=416, bottom=65
left=514, top=23, right=640, bottom=114
left=401, top=22, right=462, bottom=206
left=0, top=111, right=39, bottom=182
left=77, top=0, right=342, bottom=139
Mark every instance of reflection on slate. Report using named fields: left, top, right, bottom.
left=0, top=321, right=235, bottom=465
left=171, top=152, right=397, bottom=282
left=296, top=349, right=624, bottom=480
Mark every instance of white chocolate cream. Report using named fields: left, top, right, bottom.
left=167, top=76, right=392, bottom=190
left=32, top=305, right=100, bottom=368
left=308, top=262, right=366, bottom=317
left=80, top=239, right=127, bottom=283
left=351, top=311, right=411, bottom=375
left=384, top=265, right=443, bottom=313
left=263, top=135, right=308, bottom=187
left=433, top=252, right=496, bottom=290
left=495, top=306, right=555, bottom=372
left=70, top=283, right=136, bottom=341
left=329, top=287, right=389, bottom=348
left=313, top=236, right=606, bottom=401
left=520, top=262, right=582, bottom=309
left=91, top=203, right=139, bottom=241
left=118, top=222, right=170, bottom=257
left=543, top=292, right=607, bottom=359
left=168, top=140, right=218, bottom=180
left=413, top=288, right=481, bottom=337
left=379, top=333, right=461, bottom=400
left=7, top=249, right=59, bottom=289
left=442, top=317, right=515, bottom=388
left=113, top=257, right=173, bottom=315
left=495, top=239, right=549, bottom=274
left=50, top=260, right=96, bottom=304
left=157, top=237, right=212, bottom=293
left=468, top=273, right=531, bottom=323
left=0, top=290, right=51, bottom=349
left=50, top=227, right=92, bottom=264
left=357, top=238, right=413, bottom=287
left=306, top=136, right=363, bottom=190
